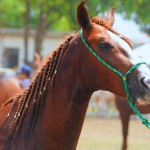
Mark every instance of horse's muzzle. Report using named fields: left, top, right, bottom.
left=137, top=77, right=150, bottom=103
left=127, top=74, right=150, bottom=104
left=143, top=77, right=150, bottom=89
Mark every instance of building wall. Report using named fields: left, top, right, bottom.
left=1, top=28, right=149, bottom=69
left=0, top=29, right=67, bottom=68
left=41, top=37, right=64, bottom=56
left=1, top=35, right=24, bottom=68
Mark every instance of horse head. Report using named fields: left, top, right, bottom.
left=0, top=1, right=150, bottom=148
left=77, top=1, right=150, bottom=103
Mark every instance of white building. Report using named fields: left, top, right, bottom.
left=0, top=28, right=69, bottom=68
left=0, top=20, right=149, bottom=69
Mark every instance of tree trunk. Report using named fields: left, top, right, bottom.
left=24, top=0, right=31, bottom=66
left=34, top=11, right=48, bottom=55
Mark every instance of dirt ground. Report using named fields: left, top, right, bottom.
left=77, top=117, right=150, bottom=150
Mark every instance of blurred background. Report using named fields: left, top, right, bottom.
left=0, top=0, right=150, bottom=149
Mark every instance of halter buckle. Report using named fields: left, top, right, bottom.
left=123, top=77, right=126, bottom=81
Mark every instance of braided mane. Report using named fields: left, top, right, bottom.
left=1, top=34, right=75, bottom=139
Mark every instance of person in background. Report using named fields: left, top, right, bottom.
left=16, top=65, right=32, bottom=89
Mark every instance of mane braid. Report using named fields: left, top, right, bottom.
left=7, top=34, right=75, bottom=139
left=29, top=52, right=58, bottom=128
left=8, top=89, right=29, bottom=137
left=0, top=96, right=20, bottom=133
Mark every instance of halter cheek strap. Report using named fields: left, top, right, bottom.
left=80, top=30, right=150, bottom=129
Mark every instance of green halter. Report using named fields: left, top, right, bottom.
left=80, top=30, right=150, bottom=129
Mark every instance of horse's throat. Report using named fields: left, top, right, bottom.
left=40, top=78, right=92, bottom=149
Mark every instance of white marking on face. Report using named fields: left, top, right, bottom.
left=107, top=30, right=150, bottom=76
left=107, top=30, right=142, bottom=64
left=107, top=30, right=132, bottom=53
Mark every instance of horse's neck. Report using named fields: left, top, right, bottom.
left=39, top=67, right=91, bottom=148
left=29, top=45, right=92, bottom=149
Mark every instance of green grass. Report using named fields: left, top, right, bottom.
left=77, top=118, right=150, bottom=150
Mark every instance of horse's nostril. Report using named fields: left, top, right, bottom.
left=142, top=78, right=150, bottom=89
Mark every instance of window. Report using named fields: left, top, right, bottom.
left=2, top=48, right=19, bottom=68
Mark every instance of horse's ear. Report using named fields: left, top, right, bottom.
left=77, top=1, right=91, bottom=30
left=106, top=6, right=115, bottom=26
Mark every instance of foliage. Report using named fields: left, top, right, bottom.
left=0, top=0, right=149, bottom=33
left=0, top=0, right=25, bottom=28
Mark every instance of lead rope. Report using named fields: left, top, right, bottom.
left=80, top=30, right=150, bottom=128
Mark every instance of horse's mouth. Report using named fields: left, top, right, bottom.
left=135, top=93, right=150, bottom=105
left=137, top=98, right=148, bottom=105
left=130, top=91, right=150, bottom=105
left=128, top=79, right=150, bottom=105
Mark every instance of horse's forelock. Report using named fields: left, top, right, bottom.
left=91, top=16, right=132, bottom=48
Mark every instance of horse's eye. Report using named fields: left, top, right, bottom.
left=98, top=42, right=112, bottom=49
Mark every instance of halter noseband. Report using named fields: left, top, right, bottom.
left=80, top=30, right=150, bottom=129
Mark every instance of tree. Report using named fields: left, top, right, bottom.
left=32, top=1, right=63, bottom=54
left=1, top=0, right=149, bottom=31
left=116, top=0, right=150, bottom=34
left=0, top=0, right=149, bottom=58
left=24, top=0, right=30, bottom=65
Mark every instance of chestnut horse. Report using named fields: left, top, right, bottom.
left=1, top=1, right=150, bottom=149
left=116, top=95, right=150, bottom=150
left=0, top=77, right=22, bottom=106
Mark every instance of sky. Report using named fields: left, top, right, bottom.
left=113, top=14, right=149, bottom=43
left=133, top=43, right=150, bottom=64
